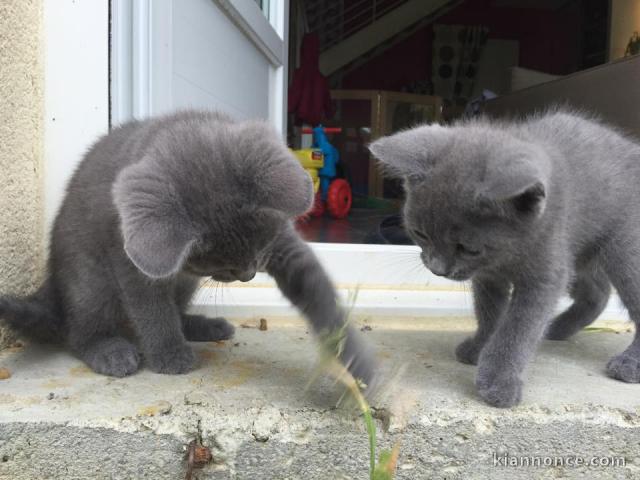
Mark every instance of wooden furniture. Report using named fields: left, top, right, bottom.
left=330, top=90, right=442, bottom=198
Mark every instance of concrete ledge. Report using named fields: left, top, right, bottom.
left=1, top=317, right=639, bottom=479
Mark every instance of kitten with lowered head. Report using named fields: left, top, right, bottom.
left=0, top=110, right=375, bottom=387
left=370, top=110, right=640, bottom=407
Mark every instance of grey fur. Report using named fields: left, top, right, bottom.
left=370, top=110, right=640, bottom=407
left=1, top=110, right=376, bottom=386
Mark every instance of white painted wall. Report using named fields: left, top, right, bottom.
left=172, top=0, right=271, bottom=119
left=43, top=0, right=109, bottom=229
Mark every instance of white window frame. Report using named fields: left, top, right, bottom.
left=44, top=1, right=626, bottom=321
left=110, top=0, right=288, bottom=134
left=43, top=0, right=110, bottom=229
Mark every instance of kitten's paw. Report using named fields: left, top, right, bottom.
left=476, top=370, right=523, bottom=408
left=83, top=337, right=140, bottom=378
left=606, top=352, right=640, bottom=383
left=182, top=314, right=235, bottom=342
left=455, top=337, right=483, bottom=365
left=146, top=343, right=196, bottom=374
left=340, top=328, right=380, bottom=397
left=545, top=318, right=578, bottom=341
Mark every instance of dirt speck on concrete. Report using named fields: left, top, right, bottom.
left=138, top=400, right=172, bottom=417
left=199, top=349, right=218, bottom=362
left=0, top=367, right=11, bottom=380
left=259, top=318, right=268, bottom=331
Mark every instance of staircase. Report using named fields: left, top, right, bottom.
left=301, top=0, right=462, bottom=77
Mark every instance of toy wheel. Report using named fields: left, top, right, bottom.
left=326, top=179, right=352, bottom=219
left=308, top=191, right=325, bottom=217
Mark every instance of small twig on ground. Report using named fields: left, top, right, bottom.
left=184, top=440, right=212, bottom=480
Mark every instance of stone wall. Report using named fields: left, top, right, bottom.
left=0, top=0, right=45, bottom=348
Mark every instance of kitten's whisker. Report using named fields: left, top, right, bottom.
left=214, top=281, right=222, bottom=317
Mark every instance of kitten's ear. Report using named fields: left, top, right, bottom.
left=113, top=160, right=198, bottom=279
left=261, top=151, right=315, bottom=217
left=480, top=156, right=550, bottom=218
left=368, top=124, right=452, bottom=176
left=249, top=207, right=285, bottom=245
left=230, top=120, right=314, bottom=217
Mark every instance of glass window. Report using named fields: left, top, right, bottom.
left=254, top=0, right=270, bottom=20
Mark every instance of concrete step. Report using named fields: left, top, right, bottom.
left=1, top=317, right=639, bottom=479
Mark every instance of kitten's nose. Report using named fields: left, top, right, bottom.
left=234, top=268, right=256, bottom=282
left=430, top=267, right=450, bottom=277
left=429, top=258, right=450, bottom=277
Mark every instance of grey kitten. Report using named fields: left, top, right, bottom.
left=370, top=110, right=640, bottom=407
left=0, top=110, right=375, bottom=386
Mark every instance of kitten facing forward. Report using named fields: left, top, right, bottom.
left=370, top=110, right=640, bottom=407
left=0, top=110, right=375, bottom=386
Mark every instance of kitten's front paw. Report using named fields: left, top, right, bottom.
left=182, top=314, right=236, bottom=342
left=455, top=337, right=484, bottom=365
left=545, top=318, right=578, bottom=341
left=340, top=328, right=380, bottom=396
left=476, top=369, right=523, bottom=408
left=83, top=337, right=140, bottom=378
left=146, top=342, right=196, bottom=374
left=606, top=352, right=640, bottom=383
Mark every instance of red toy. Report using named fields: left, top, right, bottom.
left=299, top=127, right=352, bottom=219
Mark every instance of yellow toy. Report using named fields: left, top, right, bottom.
left=292, top=148, right=324, bottom=194
left=291, top=127, right=352, bottom=218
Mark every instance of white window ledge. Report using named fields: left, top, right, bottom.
left=191, top=243, right=628, bottom=321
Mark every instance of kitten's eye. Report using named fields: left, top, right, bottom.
left=456, top=243, right=481, bottom=257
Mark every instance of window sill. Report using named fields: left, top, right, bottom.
left=191, top=243, right=628, bottom=322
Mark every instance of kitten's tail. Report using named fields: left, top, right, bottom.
left=0, top=279, right=64, bottom=343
